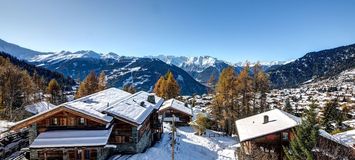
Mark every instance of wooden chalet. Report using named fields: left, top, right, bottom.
left=235, top=109, right=301, bottom=160
left=10, top=88, right=164, bottom=160
left=158, top=98, right=193, bottom=125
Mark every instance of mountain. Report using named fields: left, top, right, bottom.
left=0, top=51, right=75, bottom=90
left=0, top=39, right=207, bottom=95
left=0, top=39, right=45, bottom=60
left=267, top=44, right=355, bottom=88
left=152, top=55, right=243, bottom=84
left=31, top=56, right=207, bottom=95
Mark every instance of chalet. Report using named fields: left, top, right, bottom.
left=158, top=98, right=193, bottom=125
left=10, top=88, right=164, bottom=160
left=235, top=108, right=301, bottom=160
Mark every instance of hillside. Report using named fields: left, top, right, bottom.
left=267, top=44, right=355, bottom=88
left=0, top=52, right=75, bottom=89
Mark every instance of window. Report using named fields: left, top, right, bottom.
left=52, top=118, right=58, bottom=125
left=79, top=117, right=85, bottom=125
left=282, top=132, right=289, bottom=141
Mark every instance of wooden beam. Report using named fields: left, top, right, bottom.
left=11, top=106, right=108, bottom=131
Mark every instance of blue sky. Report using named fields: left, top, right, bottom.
left=0, top=0, right=355, bottom=62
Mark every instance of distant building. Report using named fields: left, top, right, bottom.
left=10, top=88, right=164, bottom=160
left=159, top=98, right=193, bottom=125
left=235, top=109, right=301, bottom=160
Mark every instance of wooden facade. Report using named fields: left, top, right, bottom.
left=240, top=129, right=294, bottom=160
left=159, top=108, right=192, bottom=125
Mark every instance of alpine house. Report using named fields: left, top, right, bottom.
left=10, top=88, right=164, bottom=160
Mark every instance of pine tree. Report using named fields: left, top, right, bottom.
left=322, top=99, right=341, bottom=132
left=47, top=79, right=63, bottom=105
left=123, top=84, right=136, bottom=94
left=284, top=98, right=293, bottom=114
left=283, top=101, right=319, bottom=160
left=97, top=71, right=107, bottom=91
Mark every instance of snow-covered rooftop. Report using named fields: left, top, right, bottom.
left=319, top=129, right=351, bottom=148
left=235, top=109, right=301, bottom=142
left=25, top=101, right=55, bottom=115
left=105, top=91, right=164, bottom=125
left=333, top=129, right=355, bottom=149
left=30, top=127, right=113, bottom=148
left=160, top=98, right=193, bottom=116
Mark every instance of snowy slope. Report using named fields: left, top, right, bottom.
left=114, top=124, right=239, bottom=160
left=0, top=39, right=45, bottom=60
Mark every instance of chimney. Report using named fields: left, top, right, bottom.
left=263, top=115, right=269, bottom=124
left=147, top=93, right=156, bottom=104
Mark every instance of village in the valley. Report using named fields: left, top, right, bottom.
left=0, top=64, right=354, bottom=160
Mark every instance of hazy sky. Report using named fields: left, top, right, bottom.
left=1, top=0, right=355, bottom=62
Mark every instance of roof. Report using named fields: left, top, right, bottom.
left=30, top=127, right=113, bottom=148
left=160, top=99, right=193, bottom=116
left=13, top=88, right=132, bottom=128
left=319, top=129, right=351, bottom=148
left=105, top=91, right=164, bottom=125
left=25, top=101, right=55, bottom=114
left=333, top=129, right=355, bottom=148
left=235, top=108, right=301, bottom=142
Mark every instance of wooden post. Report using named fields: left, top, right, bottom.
left=81, top=148, right=85, bottom=160
left=171, top=115, right=176, bottom=160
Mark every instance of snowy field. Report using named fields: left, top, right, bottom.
left=0, top=120, right=15, bottom=133
left=111, top=124, right=239, bottom=160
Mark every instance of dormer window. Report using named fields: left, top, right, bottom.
left=79, top=117, right=85, bottom=125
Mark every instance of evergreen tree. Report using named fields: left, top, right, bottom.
left=47, top=79, right=63, bottom=105
left=123, top=83, right=136, bottom=94
left=97, top=71, right=107, bottom=91
left=322, top=99, right=341, bottom=132
left=284, top=98, right=293, bottom=114
left=283, top=101, right=319, bottom=160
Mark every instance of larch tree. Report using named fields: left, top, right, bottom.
left=153, top=71, right=180, bottom=99
left=164, top=71, right=180, bottom=99
left=0, top=57, right=36, bottom=120
left=75, top=71, right=101, bottom=99
left=123, top=83, right=137, bottom=94
left=235, top=63, right=253, bottom=117
left=47, top=79, right=63, bottom=105
left=211, top=66, right=238, bottom=135
left=97, top=71, right=107, bottom=91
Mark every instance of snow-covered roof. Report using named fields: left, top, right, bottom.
left=160, top=99, right=193, bottom=116
left=13, top=88, right=132, bottom=128
left=235, top=109, right=301, bottom=142
left=105, top=91, right=164, bottom=125
left=319, top=129, right=351, bottom=148
left=30, top=127, right=113, bottom=148
left=333, top=129, right=355, bottom=148
left=25, top=101, right=55, bottom=114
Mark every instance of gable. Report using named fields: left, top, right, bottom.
left=11, top=106, right=109, bottom=131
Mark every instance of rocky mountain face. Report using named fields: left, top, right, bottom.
left=267, top=44, right=355, bottom=88
left=0, top=39, right=207, bottom=95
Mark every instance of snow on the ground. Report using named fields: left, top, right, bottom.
left=0, top=120, right=15, bottom=133
left=117, top=124, right=239, bottom=160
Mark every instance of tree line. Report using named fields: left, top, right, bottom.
left=209, top=63, right=269, bottom=135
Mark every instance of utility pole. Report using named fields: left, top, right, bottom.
left=171, top=115, right=176, bottom=160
